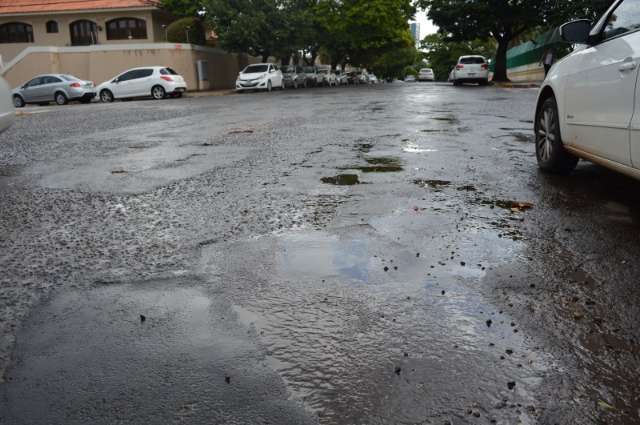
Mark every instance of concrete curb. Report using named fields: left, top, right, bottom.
left=185, top=90, right=235, bottom=98
left=492, top=82, right=541, bottom=89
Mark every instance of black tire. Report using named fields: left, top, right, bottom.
left=13, top=95, right=25, bottom=108
left=479, top=80, right=489, bottom=86
left=535, top=96, right=579, bottom=174
left=151, top=85, right=166, bottom=100
left=54, top=92, right=68, bottom=105
left=80, top=98, right=92, bottom=104
left=100, top=89, right=114, bottom=103
left=453, top=80, right=461, bottom=86
left=267, top=80, right=272, bottom=92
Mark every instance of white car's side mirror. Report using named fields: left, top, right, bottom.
left=560, top=19, right=592, bottom=44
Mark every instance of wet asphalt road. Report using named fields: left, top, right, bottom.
left=0, top=82, right=639, bottom=424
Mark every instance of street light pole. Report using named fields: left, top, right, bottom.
left=185, top=26, right=191, bottom=44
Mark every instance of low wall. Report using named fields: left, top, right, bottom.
left=507, top=62, right=545, bottom=83
left=1, top=44, right=254, bottom=91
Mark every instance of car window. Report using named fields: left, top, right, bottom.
left=116, top=70, right=137, bottom=82
left=25, top=77, right=43, bottom=87
left=60, top=75, right=80, bottom=81
left=460, top=57, right=486, bottom=64
left=604, top=0, right=640, bottom=39
left=160, top=68, right=178, bottom=75
left=135, top=69, right=154, bottom=78
left=43, top=76, right=62, bottom=84
left=244, top=64, right=268, bottom=73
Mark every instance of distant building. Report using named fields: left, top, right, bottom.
left=409, top=22, right=420, bottom=45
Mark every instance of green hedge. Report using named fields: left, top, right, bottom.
left=166, top=17, right=206, bottom=45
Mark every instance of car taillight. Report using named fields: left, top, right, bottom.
left=160, top=76, right=173, bottom=82
left=481, top=64, right=488, bottom=70
left=456, top=64, right=464, bottom=70
left=70, top=82, right=81, bottom=88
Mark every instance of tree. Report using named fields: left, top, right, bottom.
left=417, top=0, right=613, bottom=81
left=421, top=33, right=495, bottom=81
left=204, top=0, right=290, bottom=62
left=166, top=17, right=206, bottom=44
left=160, top=0, right=206, bottom=17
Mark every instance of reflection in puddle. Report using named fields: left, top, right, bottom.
left=321, top=174, right=360, bottom=185
left=403, top=142, right=438, bottom=153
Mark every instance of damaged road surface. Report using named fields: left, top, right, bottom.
left=1, top=83, right=639, bottom=424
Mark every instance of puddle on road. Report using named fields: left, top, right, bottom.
left=432, top=116, right=460, bottom=125
left=321, top=174, right=360, bottom=186
left=414, top=179, right=451, bottom=190
left=340, top=158, right=404, bottom=173
left=201, top=229, right=549, bottom=424
left=402, top=142, right=438, bottom=153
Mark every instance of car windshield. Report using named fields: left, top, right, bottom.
left=243, top=65, right=268, bottom=73
left=460, top=57, right=485, bottom=64
left=160, top=68, right=178, bottom=75
left=60, top=75, right=80, bottom=81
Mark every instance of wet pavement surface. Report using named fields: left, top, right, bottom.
left=0, top=83, right=639, bottom=424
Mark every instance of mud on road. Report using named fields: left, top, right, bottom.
left=0, top=83, right=639, bottom=424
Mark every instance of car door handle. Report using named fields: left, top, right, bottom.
left=619, top=61, right=637, bottom=72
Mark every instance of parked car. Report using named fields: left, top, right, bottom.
left=335, top=71, right=349, bottom=86
left=369, top=74, right=379, bottom=84
left=318, top=67, right=337, bottom=86
left=358, top=71, right=370, bottom=84
left=0, top=76, right=15, bottom=133
left=534, top=0, right=640, bottom=179
left=346, top=72, right=360, bottom=85
left=418, top=68, right=435, bottom=81
left=450, top=56, right=490, bottom=86
left=236, top=63, right=283, bottom=92
left=404, top=75, right=417, bottom=82
left=12, top=74, right=95, bottom=107
left=282, top=65, right=306, bottom=89
left=303, top=66, right=323, bottom=87
left=98, top=67, right=186, bottom=103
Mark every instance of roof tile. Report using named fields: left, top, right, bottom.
left=0, top=0, right=158, bottom=15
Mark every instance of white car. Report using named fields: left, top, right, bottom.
left=0, top=76, right=14, bottom=133
left=418, top=68, right=435, bottom=81
left=535, top=0, right=640, bottom=178
left=98, top=67, right=186, bottom=102
left=236, top=63, right=284, bottom=92
left=318, top=68, right=337, bottom=87
left=369, top=74, right=379, bottom=84
left=404, top=75, right=417, bottom=83
left=450, top=56, right=490, bottom=86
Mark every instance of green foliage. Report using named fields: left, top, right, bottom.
left=166, top=17, right=206, bottom=44
left=417, top=0, right=613, bottom=81
left=200, top=0, right=416, bottom=72
left=204, top=0, right=290, bottom=61
left=369, top=43, right=417, bottom=80
left=421, top=33, right=495, bottom=81
left=160, top=0, right=205, bottom=17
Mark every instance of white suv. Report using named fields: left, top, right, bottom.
left=535, top=0, right=640, bottom=178
left=450, top=56, right=489, bottom=86
left=97, top=67, right=187, bottom=102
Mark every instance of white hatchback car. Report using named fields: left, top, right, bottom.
left=97, top=66, right=187, bottom=102
left=236, top=63, right=284, bottom=92
left=418, top=68, right=435, bottom=81
left=450, top=56, right=489, bottom=86
left=535, top=0, right=640, bottom=177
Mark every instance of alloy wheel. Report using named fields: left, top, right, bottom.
left=537, top=105, right=556, bottom=162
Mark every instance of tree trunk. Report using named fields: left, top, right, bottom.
left=493, top=39, right=510, bottom=82
left=261, top=53, right=270, bottom=63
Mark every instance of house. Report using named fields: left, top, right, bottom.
left=0, top=0, right=173, bottom=63
left=0, top=0, right=256, bottom=91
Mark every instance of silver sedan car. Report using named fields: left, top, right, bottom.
left=12, top=74, right=96, bottom=107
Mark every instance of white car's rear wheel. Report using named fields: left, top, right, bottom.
left=13, top=95, right=25, bottom=108
left=151, top=85, right=166, bottom=100
left=535, top=96, right=578, bottom=174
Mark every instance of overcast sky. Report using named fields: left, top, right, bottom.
left=414, top=9, right=437, bottom=38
